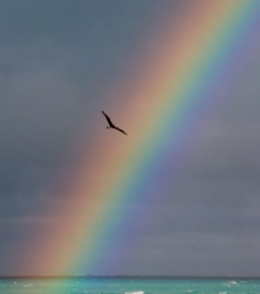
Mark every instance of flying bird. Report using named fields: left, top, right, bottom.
left=102, top=111, right=127, bottom=135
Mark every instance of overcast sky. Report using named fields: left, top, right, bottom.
left=0, top=0, right=260, bottom=277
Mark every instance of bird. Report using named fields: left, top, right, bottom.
left=102, top=111, right=127, bottom=135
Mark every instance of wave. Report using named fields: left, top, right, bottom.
left=125, top=291, right=144, bottom=294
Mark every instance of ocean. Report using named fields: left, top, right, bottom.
left=0, top=278, right=260, bottom=294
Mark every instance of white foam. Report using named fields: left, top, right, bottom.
left=223, top=280, right=239, bottom=287
left=125, top=292, right=144, bottom=294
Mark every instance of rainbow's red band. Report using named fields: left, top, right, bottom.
left=28, top=0, right=259, bottom=276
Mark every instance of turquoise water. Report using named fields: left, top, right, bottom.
left=0, top=278, right=260, bottom=294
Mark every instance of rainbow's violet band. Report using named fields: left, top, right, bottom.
left=31, top=0, right=260, bottom=276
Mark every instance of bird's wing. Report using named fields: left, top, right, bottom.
left=114, top=126, right=127, bottom=135
left=102, top=111, right=114, bottom=127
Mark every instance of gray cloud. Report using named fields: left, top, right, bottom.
left=0, top=0, right=178, bottom=166
left=0, top=0, right=260, bottom=277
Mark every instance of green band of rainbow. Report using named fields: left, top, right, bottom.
left=30, top=0, right=260, bottom=277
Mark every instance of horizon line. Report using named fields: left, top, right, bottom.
left=0, top=275, right=259, bottom=280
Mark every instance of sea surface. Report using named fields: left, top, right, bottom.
left=0, top=277, right=259, bottom=294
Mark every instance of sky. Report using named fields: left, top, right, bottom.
left=0, top=0, right=260, bottom=277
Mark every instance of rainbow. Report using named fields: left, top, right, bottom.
left=30, top=0, right=260, bottom=276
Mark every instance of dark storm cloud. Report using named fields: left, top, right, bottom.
left=105, top=55, right=260, bottom=275
left=0, top=0, right=182, bottom=275
left=0, top=0, right=177, bottom=166
left=0, top=164, right=62, bottom=275
left=0, top=0, right=175, bottom=43
left=0, top=0, right=260, bottom=277
left=124, top=232, right=260, bottom=276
